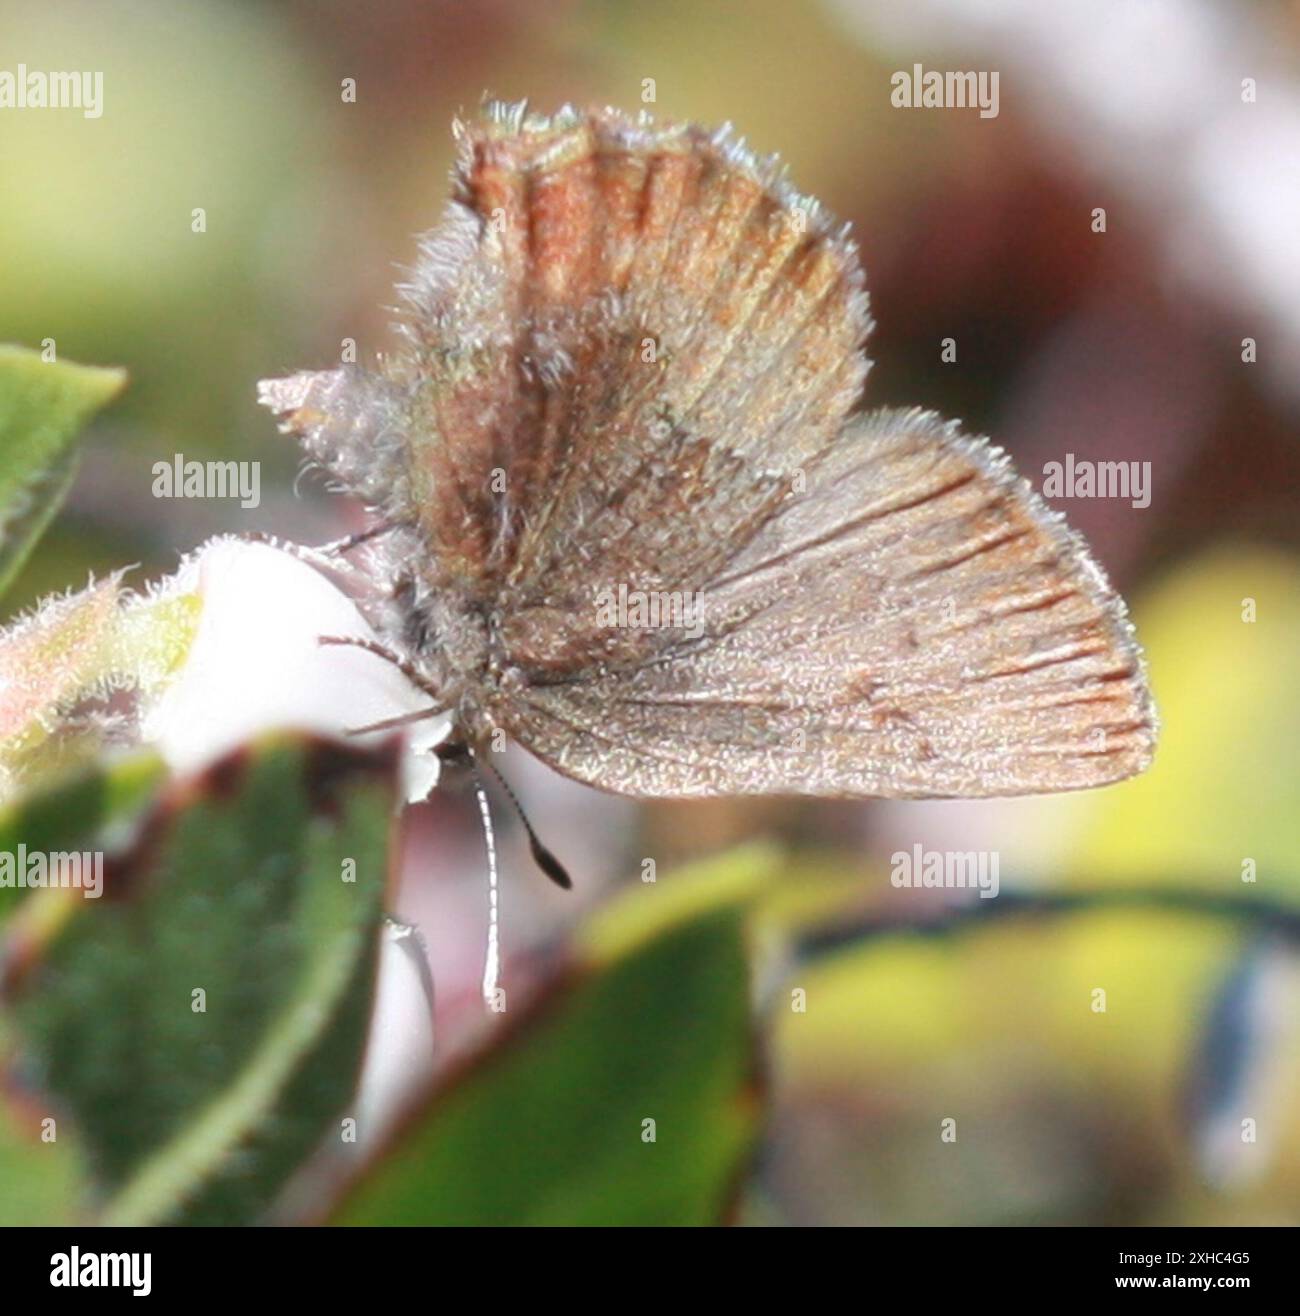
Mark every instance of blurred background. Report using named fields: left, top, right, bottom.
left=2, top=0, right=1298, bottom=1225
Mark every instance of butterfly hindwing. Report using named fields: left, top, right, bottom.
left=502, top=408, right=1155, bottom=798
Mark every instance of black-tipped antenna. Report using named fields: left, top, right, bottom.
left=478, top=754, right=573, bottom=890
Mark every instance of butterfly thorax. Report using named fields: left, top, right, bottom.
left=385, top=563, right=564, bottom=752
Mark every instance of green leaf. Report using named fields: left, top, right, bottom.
left=0, top=1094, right=89, bottom=1227
left=7, top=735, right=398, bottom=1225
left=331, top=850, right=773, bottom=1226
left=0, top=753, right=164, bottom=929
left=0, top=345, right=125, bottom=600
left=0, top=752, right=164, bottom=1223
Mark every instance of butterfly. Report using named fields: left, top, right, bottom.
left=259, top=100, right=1156, bottom=817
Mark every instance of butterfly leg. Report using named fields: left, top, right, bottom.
left=315, top=522, right=396, bottom=557
left=342, top=706, right=446, bottom=735
left=317, top=634, right=441, bottom=697
left=240, top=529, right=366, bottom=580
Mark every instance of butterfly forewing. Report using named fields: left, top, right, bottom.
left=404, top=105, right=872, bottom=595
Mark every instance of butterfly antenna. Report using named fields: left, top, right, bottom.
left=479, top=755, right=573, bottom=890
left=467, top=753, right=502, bottom=1005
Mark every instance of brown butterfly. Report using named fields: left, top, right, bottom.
left=259, top=101, right=1156, bottom=824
